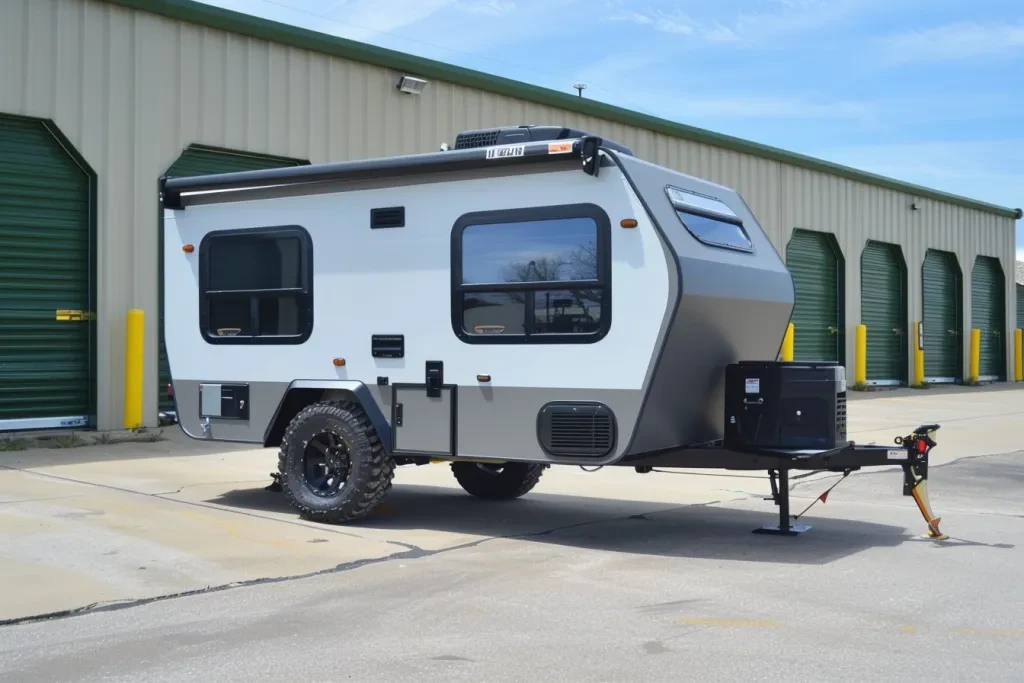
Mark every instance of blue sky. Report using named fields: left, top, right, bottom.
left=196, top=0, right=1023, bottom=261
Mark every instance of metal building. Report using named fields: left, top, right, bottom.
left=1, top=0, right=1020, bottom=433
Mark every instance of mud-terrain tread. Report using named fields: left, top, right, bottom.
left=277, top=400, right=394, bottom=523
left=450, top=461, right=546, bottom=500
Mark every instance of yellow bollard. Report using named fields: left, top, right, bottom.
left=1015, top=329, right=1023, bottom=382
left=912, top=321, right=925, bottom=386
left=969, top=328, right=981, bottom=383
left=124, top=309, right=145, bottom=429
left=855, top=324, right=867, bottom=385
left=781, top=323, right=794, bottom=362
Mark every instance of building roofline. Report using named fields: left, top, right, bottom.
left=107, top=0, right=1022, bottom=220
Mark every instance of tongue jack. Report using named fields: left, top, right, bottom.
left=899, top=426, right=947, bottom=540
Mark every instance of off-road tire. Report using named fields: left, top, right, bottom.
left=451, top=462, right=546, bottom=500
left=278, top=400, right=394, bottom=523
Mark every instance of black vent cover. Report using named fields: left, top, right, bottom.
left=371, top=206, right=405, bottom=229
left=454, top=129, right=501, bottom=149
left=452, top=125, right=635, bottom=155
left=537, top=402, right=616, bottom=458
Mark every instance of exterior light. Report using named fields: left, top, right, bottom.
left=397, top=75, right=428, bottom=95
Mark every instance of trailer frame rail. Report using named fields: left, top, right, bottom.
left=627, top=424, right=946, bottom=538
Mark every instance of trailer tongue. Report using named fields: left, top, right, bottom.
left=628, top=424, right=946, bottom=539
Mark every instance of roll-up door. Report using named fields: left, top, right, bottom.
left=971, top=256, right=1005, bottom=381
left=786, top=229, right=842, bottom=363
left=0, top=116, right=92, bottom=431
left=1016, top=283, right=1024, bottom=330
left=921, top=250, right=962, bottom=382
left=860, top=241, right=906, bottom=384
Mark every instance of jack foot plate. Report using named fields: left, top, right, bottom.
left=753, top=523, right=812, bottom=536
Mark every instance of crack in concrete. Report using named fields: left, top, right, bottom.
left=0, top=463, right=374, bottom=543
left=151, top=479, right=270, bottom=496
left=0, top=498, right=727, bottom=629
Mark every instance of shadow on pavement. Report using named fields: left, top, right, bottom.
left=208, top=483, right=918, bottom=566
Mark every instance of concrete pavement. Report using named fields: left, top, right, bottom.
left=0, top=385, right=1021, bottom=627
left=1, top=451, right=1023, bottom=682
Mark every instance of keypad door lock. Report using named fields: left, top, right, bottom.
left=425, top=361, right=443, bottom=398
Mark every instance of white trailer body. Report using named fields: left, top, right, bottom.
left=159, top=127, right=824, bottom=524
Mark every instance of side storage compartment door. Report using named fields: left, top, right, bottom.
left=391, top=363, right=456, bottom=457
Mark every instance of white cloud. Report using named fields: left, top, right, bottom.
left=195, top=0, right=462, bottom=42
left=606, top=0, right=861, bottom=46
left=455, top=0, right=516, bottom=15
left=814, top=138, right=1024, bottom=211
left=315, top=0, right=461, bottom=42
left=881, top=21, right=1024, bottom=64
left=671, top=95, right=872, bottom=121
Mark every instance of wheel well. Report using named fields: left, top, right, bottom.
left=264, top=388, right=358, bottom=447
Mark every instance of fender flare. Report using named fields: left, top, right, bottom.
left=263, top=380, right=393, bottom=453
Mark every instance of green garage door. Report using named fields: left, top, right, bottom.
left=861, top=241, right=905, bottom=384
left=922, top=250, right=961, bottom=382
left=1017, top=284, right=1024, bottom=330
left=0, top=116, right=92, bottom=430
left=787, top=229, right=842, bottom=362
left=971, top=256, right=1005, bottom=380
left=159, top=146, right=306, bottom=412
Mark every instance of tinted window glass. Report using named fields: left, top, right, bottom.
left=462, top=292, right=526, bottom=336
left=532, top=289, right=602, bottom=335
left=207, top=235, right=302, bottom=291
left=200, top=227, right=312, bottom=344
left=461, top=217, right=598, bottom=285
left=675, top=210, right=753, bottom=252
left=207, top=295, right=251, bottom=337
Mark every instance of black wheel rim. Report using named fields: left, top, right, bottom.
left=302, top=431, right=351, bottom=497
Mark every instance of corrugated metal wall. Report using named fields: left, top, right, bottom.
left=0, top=0, right=1017, bottom=428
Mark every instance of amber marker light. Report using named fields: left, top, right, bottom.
left=477, top=375, right=491, bottom=382
left=333, top=358, right=346, bottom=367
left=182, top=244, right=195, bottom=253
left=620, top=219, right=638, bottom=228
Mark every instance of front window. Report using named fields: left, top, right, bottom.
left=665, top=186, right=753, bottom=252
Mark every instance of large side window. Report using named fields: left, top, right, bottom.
left=451, top=204, right=611, bottom=344
left=198, top=225, right=313, bottom=344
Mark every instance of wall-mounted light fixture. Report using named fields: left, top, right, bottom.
left=397, top=75, right=428, bottom=95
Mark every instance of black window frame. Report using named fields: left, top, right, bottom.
left=198, top=224, right=314, bottom=345
left=450, top=203, right=612, bottom=345
left=664, top=185, right=754, bottom=254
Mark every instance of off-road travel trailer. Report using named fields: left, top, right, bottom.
left=160, top=125, right=948, bottom=538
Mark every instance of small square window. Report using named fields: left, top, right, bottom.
left=199, top=226, right=313, bottom=344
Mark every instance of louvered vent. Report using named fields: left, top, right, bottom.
left=537, top=402, right=616, bottom=458
left=836, top=392, right=847, bottom=440
left=454, top=129, right=501, bottom=149
left=370, top=206, right=405, bottom=229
